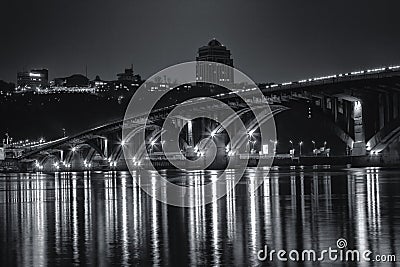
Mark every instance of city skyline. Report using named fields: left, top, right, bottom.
left=4, top=40, right=400, bottom=87
left=2, top=0, right=400, bottom=84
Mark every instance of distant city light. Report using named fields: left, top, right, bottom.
left=29, top=72, right=42, bottom=77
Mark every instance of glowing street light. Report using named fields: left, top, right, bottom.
left=210, top=130, right=216, bottom=138
left=251, top=140, right=256, bottom=152
left=35, top=160, right=41, bottom=170
left=312, top=140, right=317, bottom=156
left=289, top=140, right=294, bottom=149
left=299, top=141, right=303, bottom=156
left=72, top=147, right=77, bottom=152
left=110, top=161, right=117, bottom=168
left=149, top=140, right=156, bottom=155
left=270, top=140, right=278, bottom=153
left=53, top=162, right=60, bottom=170
left=248, top=129, right=256, bottom=137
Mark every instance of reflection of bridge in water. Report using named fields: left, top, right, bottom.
left=0, top=167, right=396, bottom=265
left=20, top=65, right=400, bottom=171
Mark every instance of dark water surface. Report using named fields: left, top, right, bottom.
left=0, top=167, right=399, bottom=266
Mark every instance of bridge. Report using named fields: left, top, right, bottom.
left=19, top=64, right=400, bottom=171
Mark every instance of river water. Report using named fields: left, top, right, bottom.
left=0, top=167, right=399, bottom=266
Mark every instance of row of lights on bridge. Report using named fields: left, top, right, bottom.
left=6, top=138, right=46, bottom=148
left=264, top=65, right=400, bottom=89
left=35, top=132, right=333, bottom=171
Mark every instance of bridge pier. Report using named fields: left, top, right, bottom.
left=352, top=100, right=367, bottom=156
left=187, top=119, right=194, bottom=147
left=104, top=138, right=108, bottom=158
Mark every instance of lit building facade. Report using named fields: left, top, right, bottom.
left=196, top=39, right=234, bottom=87
left=117, top=65, right=141, bottom=83
left=16, top=69, right=48, bottom=91
left=51, top=74, right=89, bottom=88
left=90, top=67, right=143, bottom=94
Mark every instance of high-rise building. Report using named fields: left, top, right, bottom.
left=16, top=69, right=48, bottom=91
left=196, top=39, right=234, bottom=87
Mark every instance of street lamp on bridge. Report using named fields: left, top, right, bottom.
left=251, top=140, right=256, bottom=153
left=289, top=140, right=295, bottom=156
left=299, top=141, right=303, bottom=156
left=270, top=140, right=278, bottom=153
left=149, top=140, right=156, bottom=155
left=312, top=140, right=317, bottom=156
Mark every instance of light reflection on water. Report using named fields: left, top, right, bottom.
left=0, top=167, right=399, bottom=266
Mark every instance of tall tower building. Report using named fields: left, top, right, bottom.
left=196, top=39, right=234, bottom=87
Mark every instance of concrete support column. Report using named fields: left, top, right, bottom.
left=104, top=138, right=108, bottom=158
left=333, top=98, right=338, bottom=122
left=212, top=131, right=229, bottom=168
left=386, top=92, right=392, bottom=123
left=393, top=92, right=399, bottom=119
left=352, top=100, right=367, bottom=156
left=379, top=94, right=385, bottom=129
left=187, top=120, right=194, bottom=147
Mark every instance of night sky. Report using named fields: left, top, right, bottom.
left=1, top=0, right=400, bottom=83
